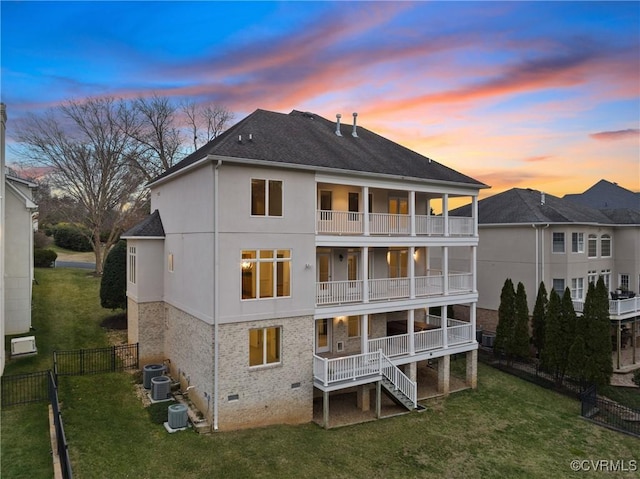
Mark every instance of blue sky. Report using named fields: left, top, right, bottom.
left=2, top=1, right=638, bottom=197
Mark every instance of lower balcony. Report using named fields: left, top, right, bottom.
left=316, top=272, right=473, bottom=306
left=573, top=296, right=640, bottom=320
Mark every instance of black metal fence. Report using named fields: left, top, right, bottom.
left=580, top=385, right=640, bottom=438
left=1, top=370, right=50, bottom=407
left=53, top=343, right=139, bottom=377
left=48, top=370, right=73, bottom=478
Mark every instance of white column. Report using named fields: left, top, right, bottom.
left=410, top=190, right=416, bottom=236
left=363, top=186, right=369, bottom=236
left=472, top=246, right=477, bottom=293
left=471, top=302, right=477, bottom=341
left=363, top=246, right=369, bottom=303
left=443, top=194, right=449, bottom=237
left=472, top=195, right=478, bottom=237
left=443, top=246, right=449, bottom=296
left=409, top=246, right=416, bottom=298
left=408, top=309, right=415, bottom=355
left=442, top=304, right=448, bottom=348
left=362, top=314, right=369, bottom=354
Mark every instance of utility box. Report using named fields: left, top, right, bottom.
left=11, top=336, right=37, bottom=357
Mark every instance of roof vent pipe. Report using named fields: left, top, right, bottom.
left=540, top=191, right=545, bottom=205
left=352, top=112, right=358, bottom=137
left=335, top=114, right=342, bottom=136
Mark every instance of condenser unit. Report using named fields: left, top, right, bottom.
left=11, top=336, right=37, bottom=357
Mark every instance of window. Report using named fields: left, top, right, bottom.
left=587, top=270, right=597, bottom=286
left=588, top=234, right=597, bottom=257
left=128, top=246, right=136, bottom=284
left=319, top=190, right=332, bottom=220
left=347, top=316, right=360, bottom=338
left=619, top=274, right=630, bottom=291
left=251, top=179, right=282, bottom=216
left=601, top=269, right=611, bottom=290
left=249, top=327, right=281, bottom=366
left=571, top=278, right=584, bottom=300
left=600, top=234, right=611, bottom=257
left=552, top=232, right=565, bottom=253
left=552, top=278, right=565, bottom=295
left=571, top=233, right=584, bottom=253
left=168, top=253, right=174, bottom=273
left=241, top=249, right=291, bottom=299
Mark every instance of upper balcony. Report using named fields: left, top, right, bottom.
left=573, top=295, right=640, bottom=321
left=316, top=211, right=474, bottom=237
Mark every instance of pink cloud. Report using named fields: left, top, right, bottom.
left=523, top=155, right=553, bottom=163
left=589, top=129, right=640, bottom=141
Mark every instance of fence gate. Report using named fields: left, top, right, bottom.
left=580, top=385, right=597, bottom=418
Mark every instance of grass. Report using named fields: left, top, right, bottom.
left=2, top=268, right=639, bottom=479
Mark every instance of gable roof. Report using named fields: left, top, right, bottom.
left=151, top=109, right=487, bottom=189
left=564, top=179, right=640, bottom=210
left=121, top=210, right=165, bottom=239
left=451, top=188, right=616, bottom=225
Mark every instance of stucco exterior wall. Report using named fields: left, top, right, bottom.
left=217, top=315, right=314, bottom=431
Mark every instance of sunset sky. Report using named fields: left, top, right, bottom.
left=2, top=1, right=639, bottom=199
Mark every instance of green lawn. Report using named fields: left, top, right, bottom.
left=2, top=269, right=638, bottom=479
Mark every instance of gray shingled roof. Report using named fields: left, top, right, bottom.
left=451, top=188, right=616, bottom=224
left=152, top=109, right=486, bottom=188
left=564, top=179, right=640, bottom=210
left=121, top=210, right=165, bottom=238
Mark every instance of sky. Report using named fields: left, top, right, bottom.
left=1, top=1, right=639, bottom=199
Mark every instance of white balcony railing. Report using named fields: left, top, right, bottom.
left=368, top=334, right=410, bottom=357
left=573, top=296, right=640, bottom=318
left=316, top=273, right=472, bottom=306
left=367, top=323, right=473, bottom=357
left=369, top=277, right=410, bottom=301
left=316, top=210, right=473, bottom=237
left=316, top=280, right=363, bottom=305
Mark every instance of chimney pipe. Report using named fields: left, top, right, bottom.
left=540, top=191, right=545, bottom=205
left=352, top=112, right=358, bottom=137
left=335, top=114, right=342, bottom=136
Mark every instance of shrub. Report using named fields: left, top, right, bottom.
left=52, top=223, right=92, bottom=252
left=33, top=230, right=53, bottom=248
left=100, top=241, right=127, bottom=310
left=33, top=248, right=58, bottom=268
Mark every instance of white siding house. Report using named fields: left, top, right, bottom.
left=124, top=109, right=487, bottom=430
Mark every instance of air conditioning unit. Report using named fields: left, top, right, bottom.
left=11, top=336, right=37, bottom=357
left=151, top=375, right=172, bottom=401
left=167, top=403, right=188, bottom=429
left=142, top=364, right=165, bottom=389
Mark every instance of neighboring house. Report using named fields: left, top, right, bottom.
left=124, top=109, right=487, bottom=431
left=0, top=104, right=38, bottom=374
left=451, top=185, right=640, bottom=372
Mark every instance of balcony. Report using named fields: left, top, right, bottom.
left=316, top=211, right=473, bottom=236
left=573, top=296, right=640, bottom=321
left=313, top=319, right=475, bottom=388
left=316, top=272, right=473, bottom=306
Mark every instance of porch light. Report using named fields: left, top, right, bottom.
left=413, top=250, right=419, bottom=261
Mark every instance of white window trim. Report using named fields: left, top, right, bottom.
left=552, top=232, right=565, bottom=254
left=128, top=246, right=136, bottom=284
left=249, top=326, right=282, bottom=368
left=241, top=249, right=292, bottom=300
left=571, top=232, right=584, bottom=254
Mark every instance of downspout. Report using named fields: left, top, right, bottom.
left=213, top=159, right=222, bottom=431
left=540, top=224, right=549, bottom=284
left=532, top=224, right=539, bottom=288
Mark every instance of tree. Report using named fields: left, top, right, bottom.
left=181, top=100, right=234, bottom=151
left=494, top=278, right=515, bottom=358
left=512, top=281, right=531, bottom=359
left=14, top=97, right=148, bottom=274
left=567, top=333, right=588, bottom=388
left=582, top=277, right=613, bottom=387
left=531, top=281, right=548, bottom=356
left=100, top=241, right=127, bottom=310
left=543, top=288, right=577, bottom=384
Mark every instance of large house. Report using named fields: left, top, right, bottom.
left=1, top=104, right=39, bottom=373
left=451, top=185, right=640, bottom=372
left=124, top=109, right=487, bottom=431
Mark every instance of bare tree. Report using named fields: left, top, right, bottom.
left=181, top=100, right=234, bottom=151
left=127, top=95, right=184, bottom=182
left=14, top=97, right=147, bottom=274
